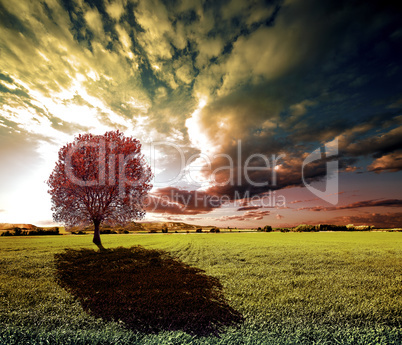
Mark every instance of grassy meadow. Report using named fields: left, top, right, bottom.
left=1, top=232, right=401, bottom=344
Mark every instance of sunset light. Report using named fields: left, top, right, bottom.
left=1, top=1, right=402, bottom=343
left=0, top=0, right=401, bottom=229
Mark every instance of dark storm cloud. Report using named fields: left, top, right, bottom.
left=217, top=210, right=270, bottom=222
left=237, top=206, right=261, bottom=211
left=0, top=83, right=30, bottom=98
left=289, top=198, right=320, bottom=204
left=338, top=122, right=402, bottom=158
left=297, top=199, right=402, bottom=212
left=186, top=131, right=349, bottom=203
left=0, top=1, right=38, bottom=43
left=179, top=0, right=402, bottom=209
left=327, top=212, right=402, bottom=228
left=0, top=73, right=13, bottom=84
left=368, top=150, right=402, bottom=173
left=145, top=187, right=223, bottom=215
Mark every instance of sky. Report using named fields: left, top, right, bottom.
left=0, top=0, right=402, bottom=228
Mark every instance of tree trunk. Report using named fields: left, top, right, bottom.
left=93, top=220, right=106, bottom=251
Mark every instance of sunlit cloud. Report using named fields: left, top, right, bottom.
left=0, top=0, right=401, bottom=228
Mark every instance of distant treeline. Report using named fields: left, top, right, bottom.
left=71, top=227, right=222, bottom=234
left=0, top=227, right=60, bottom=236
left=258, top=224, right=375, bottom=232
left=294, top=224, right=373, bottom=232
left=71, top=229, right=130, bottom=235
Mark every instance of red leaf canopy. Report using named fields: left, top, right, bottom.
left=47, top=131, right=153, bottom=229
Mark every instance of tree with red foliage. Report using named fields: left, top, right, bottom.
left=47, top=131, right=153, bottom=250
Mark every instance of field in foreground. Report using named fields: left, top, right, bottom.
left=0, top=232, right=401, bottom=344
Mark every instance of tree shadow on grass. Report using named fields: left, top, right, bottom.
left=54, top=246, right=243, bottom=336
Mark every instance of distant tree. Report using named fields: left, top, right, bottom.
left=294, top=224, right=316, bottom=232
left=263, top=225, right=272, bottom=232
left=13, top=227, right=22, bottom=236
left=47, top=131, right=152, bottom=250
left=162, top=224, right=168, bottom=233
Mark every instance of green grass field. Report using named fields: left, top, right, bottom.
left=1, top=232, right=402, bottom=344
